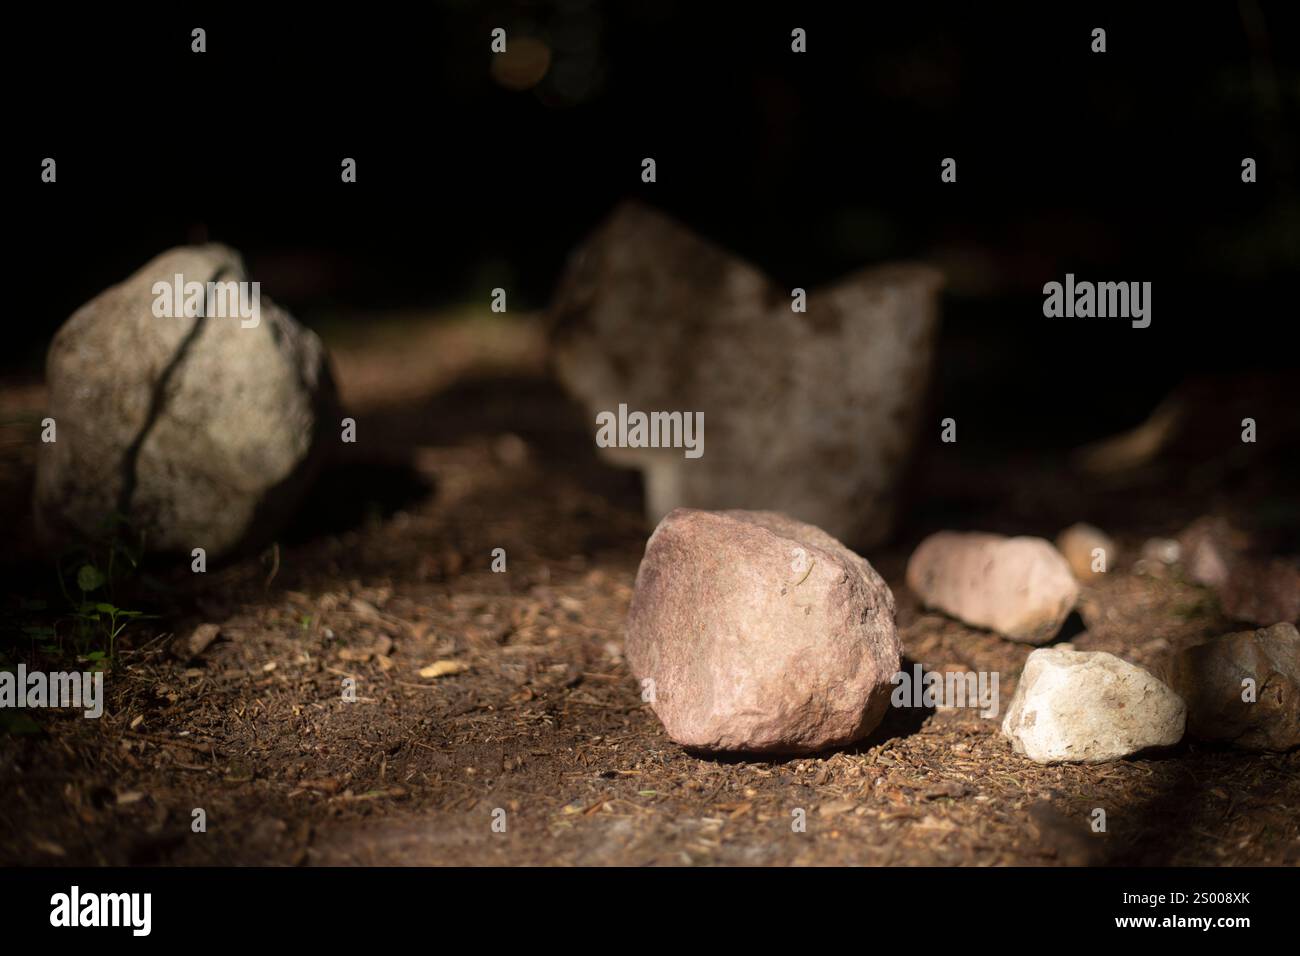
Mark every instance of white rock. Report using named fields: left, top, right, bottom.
left=906, top=532, right=1079, bottom=643
left=1002, top=647, right=1186, bottom=764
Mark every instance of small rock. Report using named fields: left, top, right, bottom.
left=1055, top=523, right=1118, bottom=580
left=1177, top=517, right=1245, bottom=589
left=1002, top=647, right=1186, bottom=764
left=349, top=598, right=381, bottom=620
left=1166, top=622, right=1300, bottom=751
left=1141, top=537, right=1181, bottom=566
left=906, top=532, right=1079, bottom=644
left=624, top=508, right=900, bottom=754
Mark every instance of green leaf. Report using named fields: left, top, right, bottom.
left=94, top=603, right=119, bottom=614
left=77, top=564, right=106, bottom=592
left=85, top=651, right=106, bottom=662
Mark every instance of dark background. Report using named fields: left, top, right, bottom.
left=9, top=1, right=1299, bottom=443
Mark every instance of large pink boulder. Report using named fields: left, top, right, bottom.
left=625, top=509, right=900, bottom=754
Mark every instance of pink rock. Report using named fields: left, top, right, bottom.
left=1177, top=517, right=1245, bottom=589
left=625, top=509, right=900, bottom=754
left=906, top=532, right=1079, bottom=644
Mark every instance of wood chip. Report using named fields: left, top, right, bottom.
left=172, top=623, right=221, bottom=661
left=419, top=660, right=469, bottom=678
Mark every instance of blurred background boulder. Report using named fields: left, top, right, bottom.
left=550, top=202, right=942, bottom=547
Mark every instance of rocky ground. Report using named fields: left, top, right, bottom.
left=1, top=312, right=1297, bottom=866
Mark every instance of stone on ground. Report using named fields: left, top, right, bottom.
left=1055, top=522, right=1118, bottom=580
left=1002, top=646, right=1186, bottom=764
left=1167, top=622, right=1300, bottom=752
left=1176, top=517, right=1300, bottom=625
left=1177, top=517, right=1244, bottom=589
left=906, top=532, right=1079, bottom=643
left=35, top=245, right=336, bottom=559
left=624, top=508, right=900, bottom=754
left=549, top=201, right=942, bottom=548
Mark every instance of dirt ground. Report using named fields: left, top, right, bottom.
left=2, top=313, right=1297, bottom=866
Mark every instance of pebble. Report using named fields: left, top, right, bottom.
left=1055, top=523, right=1118, bottom=580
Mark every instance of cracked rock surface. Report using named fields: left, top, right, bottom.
left=35, top=245, right=335, bottom=558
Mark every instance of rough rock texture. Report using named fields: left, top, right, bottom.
left=1002, top=647, right=1186, bottom=764
left=35, top=245, right=336, bottom=558
left=624, top=508, right=901, bottom=754
left=906, top=532, right=1079, bottom=643
left=1166, top=623, right=1300, bottom=752
left=1055, top=522, right=1118, bottom=581
left=549, top=201, right=943, bottom=549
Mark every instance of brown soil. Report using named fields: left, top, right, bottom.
left=2, top=313, right=1297, bottom=867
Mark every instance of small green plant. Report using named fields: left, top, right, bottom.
left=51, top=514, right=154, bottom=661
left=75, top=597, right=144, bottom=662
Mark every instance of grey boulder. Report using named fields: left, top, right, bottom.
left=35, top=244, right=336, bottom=558
left=550, top=201, right=942, bottom=549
